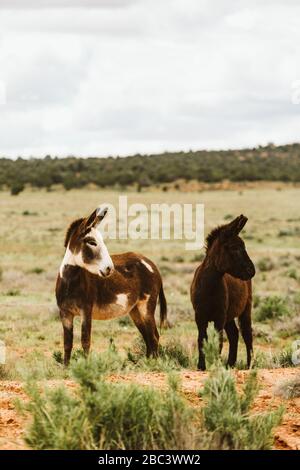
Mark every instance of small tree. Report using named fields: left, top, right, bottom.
left=137, top=173, right=152, bottom=192
left=10, top=182, right=25, bottom=196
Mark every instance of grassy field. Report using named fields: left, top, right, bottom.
left=0, top=185, right=300, bottom=380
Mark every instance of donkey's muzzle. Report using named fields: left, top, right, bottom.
left=244, top=263, right=256, bottom=279
left=100, top=265, right=114, bottom=277
left=249, top=264, right=256, bottom=277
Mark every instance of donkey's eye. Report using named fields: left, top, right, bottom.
left=84, top=238, right=97, bottom=246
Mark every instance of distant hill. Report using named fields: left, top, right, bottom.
left=1, top=143, right=300, bottom=194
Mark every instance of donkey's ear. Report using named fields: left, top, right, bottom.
left=228, top=215, right=248, bottom=235
left=220, top=215, right=248, bottom=241
left=85, top=209, right=98, bottom=228
left=235, top=214, right=248, bottom=233
left=93, top=205, right=108, bottom=227
left=86, top=206, right=108, bottom=229
left=96, top=206, right=108, bottom=220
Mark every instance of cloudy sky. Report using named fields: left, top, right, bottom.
left=0, top=0, right=299, bottom=157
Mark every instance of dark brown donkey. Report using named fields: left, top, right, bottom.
left=56, top=205, right=167, bottom=365
left=191, top=215, right=255, bottom=370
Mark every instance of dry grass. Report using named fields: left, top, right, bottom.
left=0, top=186, right=300, bottom=379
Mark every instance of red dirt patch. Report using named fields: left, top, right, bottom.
left=0, top=382, right=27, bottom=450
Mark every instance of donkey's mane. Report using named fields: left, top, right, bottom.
left=64, top=218, right=84, bottom=247
left=205, top=224, right=227, bottom=252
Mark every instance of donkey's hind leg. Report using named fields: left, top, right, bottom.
left=224, top=320, right=239, bottom=367
left=60, top=309, right=74, bottom=366
left=130, top=301, right=159, bottom=358
left=238, top=303, right=253, bottom=368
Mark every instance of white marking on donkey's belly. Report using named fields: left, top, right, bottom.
left=116, top=293, right=128, bottom=308
left=92, top=294, right=130, bottom=320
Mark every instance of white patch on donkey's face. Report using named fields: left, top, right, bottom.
left=60, top=226, right=114, bottom=278
left=85, top=227, right=114, bottom=277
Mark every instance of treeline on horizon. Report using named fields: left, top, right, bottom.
left=1, top=142, right=300, bottom=195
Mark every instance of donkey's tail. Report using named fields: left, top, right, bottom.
left=159, top=283, right=169, bottom=329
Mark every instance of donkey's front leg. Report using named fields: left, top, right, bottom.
left=81, top=309, right=92, bottom=357
left=60, top=310, right=74, bottom=366
left=196, top=316, right=208, bottom=371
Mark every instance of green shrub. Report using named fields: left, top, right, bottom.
left=20, top=329, right=283, bottom=450
left=274, top=375, right=300, bottom=399
left=278, top=228, right=300, bottom=237
left=0, top=364, right=10, bottom=380
left=173, top=255, right=185, bottom=263
left=22, top=210, right=39, bottom=216
left=117, top=315, right=132, bottom=327
left=251, top=347, right=295, bottom=369
left=127, top=338, right=193, bottom=371
left=285, top=268, right=298, bottom=280
left=243, top=232, right=254, bottom=240
left=257, top=257, right=275, bottom=272
left=11, top=182, right=25, bottom=196
left=191, top=253, right=205, bottom=263
left=159, top=339, right=191, bottom=368
left=29, top=267, right=44, bottom=275
left=202, top=324, right=221, bottom=370
left=253, top=294, right=261, bottom=309
left=251, top=350, right=274, bottom=369
left=279, top=256, right=290, bottom=267
left=3, top=289, right=21, bottom=297
left=275, top=317, right=300, bottom=338
left=278, top=229, right=293, bottom=237
left=252, top=324, right=272, bottom=343
left=160, top=265, right=174, bottom=276
left=20, top=358, right=194, bottom=450
left=255, top=296, right=289, bottom=321
left=52, top=350, right=63, bottom=364
left=294, top=292, right=300, bottom=305
left=12, top=351, right=68, bottom=381
left=274, top=347, right=295, bottom=368
left=200, top=325, right=284, bottom=450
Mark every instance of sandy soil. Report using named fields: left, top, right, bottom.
left=0, top=369, right=299, bottom=450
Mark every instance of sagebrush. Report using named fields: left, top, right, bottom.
left=19, top=327, right=283, bottom=450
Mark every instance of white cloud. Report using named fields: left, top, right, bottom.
left=0, top=0, right=300, bottom=157
left=0, top=0, right=134, bottom=8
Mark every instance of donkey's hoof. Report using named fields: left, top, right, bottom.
left=226, top=362, right=236, bottom=369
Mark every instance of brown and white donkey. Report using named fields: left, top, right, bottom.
left=56, top=205, right=167, bottom=365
